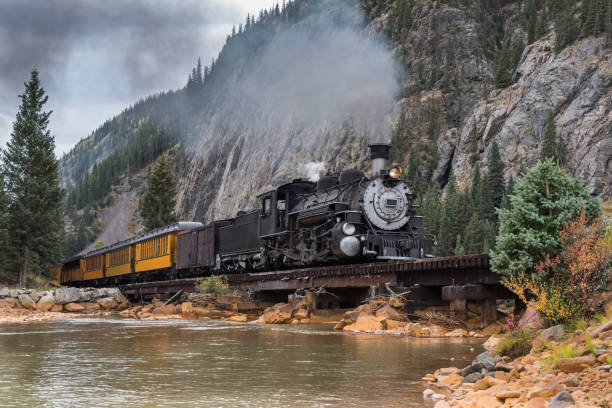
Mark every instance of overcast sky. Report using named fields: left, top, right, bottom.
left=0, top=0, right=276, bottom=156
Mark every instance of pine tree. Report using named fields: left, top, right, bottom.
left=140, top=156, right=178, bottom=231
left=488, top=140, right=505, bottom=209
left=2, top=70, right=63, bottom=287
left=527, top=0, right=538, bottom=43
left=454, top=234, right=466, bottom=255
left=494, top=43, right=511, bottom=88
left=464, top=213, right=486, bottom=254
left=407, top=146, right=419, bottom=193
left=540, top=110, right=558, bottom=161
left=196, top=57, right=203, bottom=86
left=471, top=164, right=481, bottom=207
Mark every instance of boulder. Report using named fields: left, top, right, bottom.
left=0, top=287, right=8, bottom=297
left=113, top=292, right=128, bottom=304
left=334, top=320, right=347, bottom=330
left=494, top=387, right=522, bottom=399
left=105, top=287, right=120, bottom=297
left=527, top=382, right=564, bottom=399
left=524, top=398, right=548, bottom=408
left=547, top=390, right=575, bottom=408
left=480, top=322, right=502, bottom=336
left=55, top=288, right=80, bottom=304
left=79, top=289, right=98, bottom=302
left=141, top=305, right=154, bottom=313
left=96, top=297, right=118, bottom=310
left=225, top=314, right=248, bottom=322
left=64, top=302, right=85, bottom=312
left=352, top=315, right=384, bottom=332
left=468, top=394, right=502, bottom=408
left=36, top=294, right=56, bottom=312
left=437, top=367, right=460, bottom=376
left=50, top=304, right=63, bottom=312
left=517, top=307, right=544, bottom=329
left=472, top=376, right=503, bottom=391
left=591, top=321, right=612, bottom=337
left=438, top=374, right=463, bottom=387
left=473, top=352, right=496, bottom=372
left=181, top=302, right=195, bottom=317
left=385, top=319, right=407, bottom=331
left=0, top=297, right=16, bottom=308
left=258, top=303, right=294, bottom=324
left=82, top=302, right=101, bottom=311
left=17, top=293, right=36, bottom=310
left=153, top=304, right=177, bottom=315
left=555, top=355, right=595, bottom=373
left=375, top=304, right=406, bottom=322
left=540, top=325, right=565, bottom=341
left=461, top=372, right=483, bottom=383
left=293, top=308, right=309, bottom=320
left=445, top=328, right=468, bottom=337
left=563, top=376, right=580, bottom=387
left=27, top=290, right=40, bottom=303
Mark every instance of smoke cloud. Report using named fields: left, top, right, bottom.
left=222, top=0, right=401, bottom=143
left=300, top=161, right=327, bottom=182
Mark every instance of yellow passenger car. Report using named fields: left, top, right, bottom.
left=134, top=233, right=175, bottom=273
left=104, top=245, right=132, bottom=277
left=83, top=254, right=104, bottom=281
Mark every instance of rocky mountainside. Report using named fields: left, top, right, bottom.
left=59, top=0, right=611, bottom=254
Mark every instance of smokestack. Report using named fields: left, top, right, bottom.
left=369, top=144, right=390, bottom=178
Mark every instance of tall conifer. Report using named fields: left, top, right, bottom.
left=140, top=156, right=178, bottom=231
left=2, top=70, right=63, bottom=287
left=488, top=140, right=505, bottom=209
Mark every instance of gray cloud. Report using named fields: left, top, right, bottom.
left=0, top=0, right=260, bottom=154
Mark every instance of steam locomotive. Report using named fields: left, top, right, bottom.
left=58, top=144, right=434, bottom=286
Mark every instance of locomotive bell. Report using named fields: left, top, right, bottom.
left=369, top=143, right=390, bottom=178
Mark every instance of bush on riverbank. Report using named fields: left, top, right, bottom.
left=496, top=328, right=537, bottom=359
left=198, top=275, right=228, bottom=295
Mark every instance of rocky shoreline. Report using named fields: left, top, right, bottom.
left=1, top=286, right=502, bottom=339
left=421, top=321, right=612, bottom=407
left=0, top=286, right=130, bottom=323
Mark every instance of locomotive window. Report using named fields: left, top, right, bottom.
left=385, top=199, right=398, bottom=207
left=263, top=198, right=271, bottom=216
left=277, top=200, right=285, bottom=211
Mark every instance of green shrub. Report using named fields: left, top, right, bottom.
left=585, top=334, right=597, bottom=354
left=198, top=275, right=228, bottom=295
left=552, top=344, right=575, bottom=364
left=496, top=329, right=538, bottom=359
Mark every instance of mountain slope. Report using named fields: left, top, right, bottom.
left=59, top=0, right=611, bottom=255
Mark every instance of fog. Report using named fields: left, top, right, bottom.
left=0, top=0, right=274, bottom=155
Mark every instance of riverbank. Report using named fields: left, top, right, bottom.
left=421, top=319, right=612, bottom=407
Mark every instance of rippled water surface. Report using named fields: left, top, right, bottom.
left=0, top=318, right=482, bottom=407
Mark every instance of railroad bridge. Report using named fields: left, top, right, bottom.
left=121, top=254, right=514, bottom=324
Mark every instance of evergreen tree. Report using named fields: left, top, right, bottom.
left=540, top=110, right=558, bottom=161
left=464, top=213, right=486, bottom=254
left=454, top=234, right=466, bottom=255
left=527, top=0, right=538, bottom=43
left=501, top=176, right=515, bottom=210
left=2, top=70, right=63, bottom=287
left=406, top=146, right=419, bottom=193
left=140, top=156, right=178, bottom=231
left=479, top=173, right=496, bottom=223
left=494, top=43, right=511, bottom=88
left=488, top=140, right=505, bottom=209
left=471, top=164, right=481, bottom=207
left=491, top=159, right=600, bottom=281
left=419, top=184, right=442, bottom=238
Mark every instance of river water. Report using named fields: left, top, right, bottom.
left=0, top=318, right=482, bottom=407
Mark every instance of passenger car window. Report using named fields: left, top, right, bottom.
left=263, top=198, right=271, bottom=216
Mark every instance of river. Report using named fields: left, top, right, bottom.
left=0, top=318, right=482, bottom=407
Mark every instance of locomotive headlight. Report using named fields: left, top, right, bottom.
left=388, top=166, right=402, bottom=179
left=342, top=223, right=356, bottom=235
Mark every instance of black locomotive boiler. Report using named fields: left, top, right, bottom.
left=193, top=143, right=434, bottom=273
